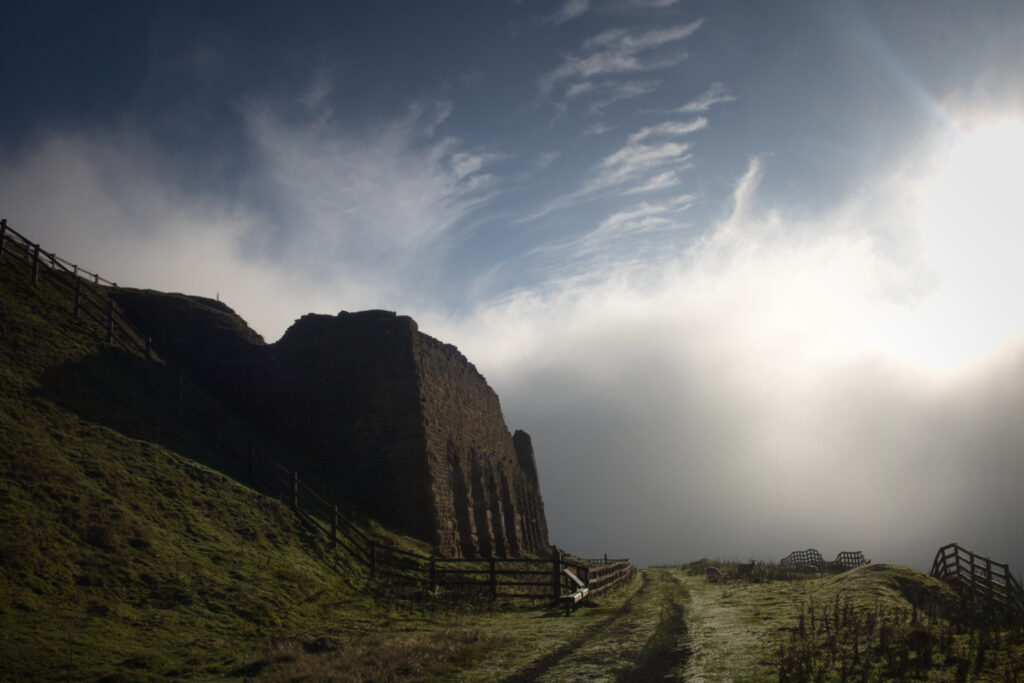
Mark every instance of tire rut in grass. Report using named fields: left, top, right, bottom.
left=499, top=573, right=649, bottom=683
left=615, top=596, right=689, bottom=682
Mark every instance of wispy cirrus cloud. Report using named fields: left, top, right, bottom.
left=538, top=20, right=704, bottom=96
left=576, top=193, right=695, bottom=253
left=524, top=193, right=695, bottom=278
left=525, top=123, right=700, bottom=222
left=624, top=169, right=681, bottom=193
left=535, top=151, right=562, bottom=169
left=679, top=81, right=736, bottom=113
left=566, top=82, right=596, bottom=99
left=545, top=0, right=591, bottom=26
left=628, top=117, right=708, bottom=142
left=611, top=0, right=680, bottom=8
left=592, top=139, right=692, bottom=190
left=243, top=94, right=499, bottom=281
left=582, top=120, right=616, bottom=137
left=523, top=137, right=692, bottom=222
left=583, top=80, right=662, bottom=117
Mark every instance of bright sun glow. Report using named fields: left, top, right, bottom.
left=888, top=118, right=1024, bottom=371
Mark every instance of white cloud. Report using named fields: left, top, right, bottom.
left=583, top=79, right=662, bottom=116
left=624, top=170, right=680, bottom=193
left=535, top=151, right=562, bottom=169
left=429, top=149, right=1024, bottom=569
left=612, top=0, right=679, bottom=8
left=582, top=120, right=616, bottom=137
left=242, top=97, right=496, bottom=280
left=526, top=193, right=695, bottom=268
left=0, top=96, right=503, bottom=341
left=566, top=82, right=595, bottom=99
left=546, top=0, right=591, bottom=26
left=538, top=20, right=704, bottom=95
left=628, top=116, right=708, bottom=142
left=0, top=131, right=352, bottom=340
left=523, top=135, right=693, bottom=221
left=590, top=139, right=692, bottom=190
left=584, top=194, right=693, bottom=243
left=679, top=81, right=736, bottom=113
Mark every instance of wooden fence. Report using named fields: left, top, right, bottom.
left=930, top=543, right=1024, bottom=617
left=780, top=548, right=825, bottom=567
left=0, top=219, right=635, bottom=609
left=779, top=548, right=869, bottom=571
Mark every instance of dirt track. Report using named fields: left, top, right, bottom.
left=501, top=568, right=690, bottom=682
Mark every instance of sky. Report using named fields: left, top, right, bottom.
left=2, top=1, right=1023, bottom=573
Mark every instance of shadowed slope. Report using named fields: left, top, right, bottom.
left=0, top=248, right=370, bottom=679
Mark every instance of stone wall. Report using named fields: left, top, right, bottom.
left=247, top=311, right=549, bottom=557
left=115, top=294, right=549, bottom=557
left=412, top=334, right=548, bottom=557
left=239, top=311, right=439, bottom=543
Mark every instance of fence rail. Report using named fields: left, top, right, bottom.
left=780, top=548, right=869, bottom=571
left=1, top=219, right=634, bottom=611
left=930, top=543, right=1024, bottom=617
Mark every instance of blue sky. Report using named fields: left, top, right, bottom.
left=3, top=1, right=1024, bottom=570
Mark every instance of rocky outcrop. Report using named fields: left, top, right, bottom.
left=114, top=294, right=549, bottom=558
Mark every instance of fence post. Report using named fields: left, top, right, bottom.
left=291, top=471, right=299, bottom=509
left=73, top=277, right=81, bottom=316
left=32, top=243, right=40, bottom=284
left=0, top=219, right=7, bottom=256
left=987, top=559, right=994, bottom=607
left=106, top=299, right=114, bottom=344
left=552, top=545, right=561, bottom=601
left=331, top=506, right=338, bottom=547
left=490, top=556, right=497, bottom=599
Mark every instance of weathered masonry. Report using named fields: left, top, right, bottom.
left=115, top=294, right=549, bottom=558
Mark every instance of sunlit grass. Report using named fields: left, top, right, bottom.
left=677, top=560, right=1024, bottom=681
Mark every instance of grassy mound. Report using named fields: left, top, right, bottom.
left=778, top=564, right=1024, bottom=681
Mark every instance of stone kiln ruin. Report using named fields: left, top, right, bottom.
left=241, top=310, right=549, bottom=558
left=115, top=293, right=549, bottom=558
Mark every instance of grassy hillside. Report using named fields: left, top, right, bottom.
left=680, top=561, right=1024, bottom=681
left=0, top=244, right=381, bottom=678
left=0, top=241, right=641, bottom=682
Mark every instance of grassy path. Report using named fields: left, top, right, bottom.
left=492, top=568, right=691, bottom=682
left=680, top=572, right=797, bottom=680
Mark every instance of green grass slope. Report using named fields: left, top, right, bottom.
left=0, top=253, right=378, bottom=679
left=680, top=561, right=1024, bottom=681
